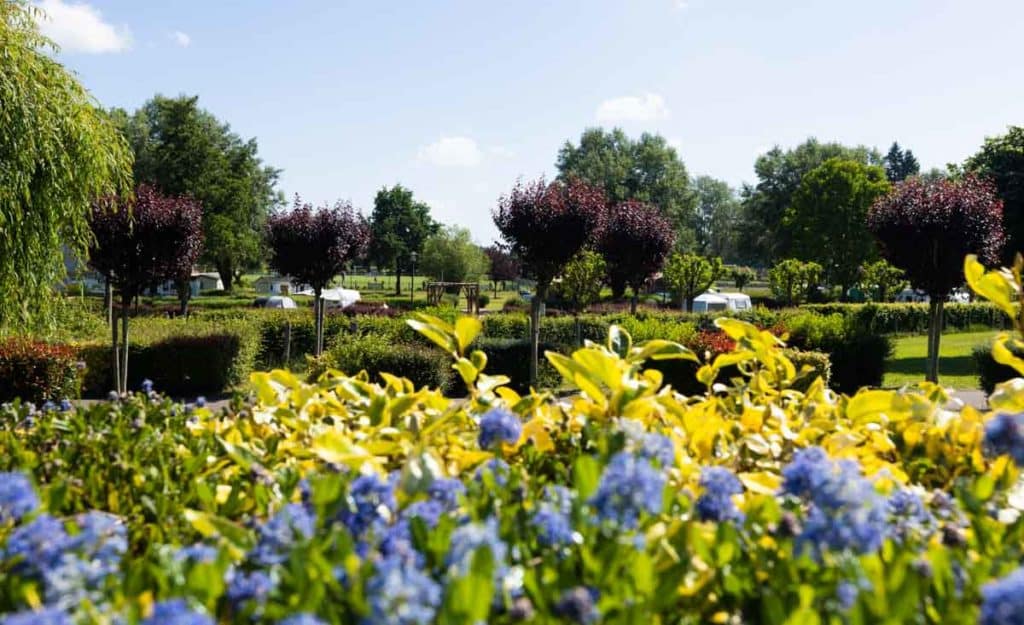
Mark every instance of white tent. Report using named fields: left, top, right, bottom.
left=691, top=292, right=729, bottom=313
left=264, top=296, right=297, bottom=309
left=720, top=292, right=752, bottom=311
left=297, top=287, right=361, bottom=309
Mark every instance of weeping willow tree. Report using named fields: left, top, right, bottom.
left=0, top=2, right=132, bottom=332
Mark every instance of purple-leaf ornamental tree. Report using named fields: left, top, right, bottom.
left=484, top=244, right=520, bottom=293
left=89, top=185, right=204, bottom=393
left=600, top=201, right=676, bottom=315
left=493, top=178, right=606, bottom=384
left=867, top=175, right=1005, bottom=382
left=265, top=195, right=369, bottom=356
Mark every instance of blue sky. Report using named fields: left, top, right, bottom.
left=38, top=0, right=1024, bottom=243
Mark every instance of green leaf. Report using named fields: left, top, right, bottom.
left=454, top=317, right=483, bottom=355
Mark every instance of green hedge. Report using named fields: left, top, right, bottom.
left=784, top=312, right=891, bottom=394
left=801, top=302, right=1007, bottom=334
left=473, top=337, right=561, bottom=393
left=310, top=334, right=454, bottom=392
left=77, top=319, right=260, bottom=397
left=973, top=342, right=1022, bottom=393
left=0, top=338, right=82, bottom=403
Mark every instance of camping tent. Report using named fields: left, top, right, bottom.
left=691, top=291, right=753, bottom=313
left=296, top=287, right=361, bottom=310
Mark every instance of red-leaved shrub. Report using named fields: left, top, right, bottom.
left=0, top=338, right=81, bottom=403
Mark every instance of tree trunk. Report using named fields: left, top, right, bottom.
left=630, top=289, right=639, bottom=315
left=529, top=283, right=548, bottom=387
left=120, top=296, right=131, bottom=393
left=176, top=278, right=191, bottom=317
left=110, top=285, right=120, bottom=395
left=104, top=279, right=112, bottom=328
left=217, top=259, right=234, bottom=293
left=395, top=262, right=403, bottom=296
left=314, top=288, right=324, bottom=356
left=926, top=298, right=945, bottom=383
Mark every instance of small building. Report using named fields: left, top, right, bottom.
left=154, top=271, right=224, bottom=297
left=255, top=275, right=293, bottom=295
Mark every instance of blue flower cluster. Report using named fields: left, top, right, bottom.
left=445, top=518, right=508, bottom=578
left=554, top=586, right=600, bottom=624
left=780, top=447, right=887, bottom=558
left=886, top=487, right=934, bottom=544
left=984, top=412, right=1024, bottom=465
left=0, top=607, right=73, bottom=625
left=980, top=566, right=1024, bottom=625
left=250, top=503, right=316, bottom=566
left=0, top=471, right=39, bottom=524
left=142, top=599, right=214, bottom=625
left=695, top=466, right=744, bottom=523
left=338, top=473, right=398, bottom=539
left=365, top=554, right=442, bottom=625
left=478, top=408, right=522, bottom=449
left=533, top=485, right=576, bottom=546
left=589, top=452, right=666, bottom=529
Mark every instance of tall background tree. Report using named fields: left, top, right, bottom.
left=0, top=2, right=131, bottom=332
left=738, top=138, right=881, bottom=264
left=768, top=259, right=822, bottom=306
left=556, top=128, right=696, bottom=248
left=494, top=178, right=606, bottom=384
left=664, top=253, right=724, bottom=312
left=266, top=197, right=369, bottom=356
left=599, top=201, right=675, bottom=313
left=692, top=176, right=742, bottom=261
left=784, top=158, right=891, bottom=298
left=859, top=259, right=907, bottom=302
left=113, top=95, right=281, bottom=292
left=419, top=226, right=489, bottom=284
left=868, top=176, right=1005, bottom=382
left=368, top=185, right=436, bottom=295
left=89, top=186, right=203, bottom=392
left=484, top=245, right=520, bottom=292
left=731, top=266, right=756, bottom=292
left=965, top=126, right=1024, bottom=264
left=883, top=142, right=920, bottom=182
left=558, top=250, right=606, bottom=346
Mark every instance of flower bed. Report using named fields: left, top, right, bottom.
left=2, top=258, right=1024, bottom=623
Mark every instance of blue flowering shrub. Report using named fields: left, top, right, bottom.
left=4, top=256, right=1024, bottom=623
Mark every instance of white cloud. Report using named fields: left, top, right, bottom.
left=34, top=0, right=131, bottom=53
left=171, top=30, right=191, bottom=48
left=417, top=136, right=482, bottom=167
left=595, top=93, right=670, bottom=123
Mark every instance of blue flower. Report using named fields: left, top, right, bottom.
left=981, top=566, right=1024, bottom=625
left=364, top=554, right=442, bottom=625
left=141, top=378, right=154, bottom=393
left=533, top=486, right=575, bottom=547
left=175, top=543, right=219, bottom=564
left=426, top=478, right=464, bottom=510
left=67, top=511, right=127, bottom=567
left=984, top=413, right=1024, bottom=465
left=474, top=459, right=511, bottom=486
left=0, top=607, right=73, bottom=625
left=589, top=452, right=665, bottom=529
left=554, top=587, right=600, bottom=624
left=780, top=446, right=831, bottom=498
left=278, top=615, right=328, bottom=625
left=225, top=569, right=274, bottom=607
left=836, top=582, right=859, bottom=610
left=638, top=432, right=675, bottom=467
left=41, top=401, right=56, bottom=413
left=781, top=455, right=887, bottom=558
left=142, top=599, right=214, bottom=625
left=3, top=514, right=71, bottom=576
left=887, top=488, right=934, bottom=543
left=58, top=399, right=72, bottom=412
left=195, top=396, right=207, bottom=408
left=445, top=518, right=507, bottom=578
left=251, top=503, right=315, bottom=566
left=695, top=466, right=744, bottom=523
left=338, top=473, right=397, bottom=539
left=0, top=471, right=39, bottom=524
left=478, top=408, right=522, bottom=449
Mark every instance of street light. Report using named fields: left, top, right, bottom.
left=410, top=251, right=418, bottom=302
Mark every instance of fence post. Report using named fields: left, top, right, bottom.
left=284, top=320, right=291, bottom=367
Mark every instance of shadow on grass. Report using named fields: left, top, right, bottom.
left=885, top=354, right=977, bottom=377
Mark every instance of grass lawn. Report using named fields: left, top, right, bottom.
left=883, top=330, right=994, bottom=389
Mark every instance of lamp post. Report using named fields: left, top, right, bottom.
left=410, top=251, right=418, bottom=302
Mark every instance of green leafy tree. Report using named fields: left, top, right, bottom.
left=558, top=250, right=606, bottom=346
left=785, top=158, right=891, bottom=297
left=883, top=142, right=920, bottom=182
left=556, top=128, right=696, bottom=247
left=368, top=185, right=437, bottom=295
left=731, top=266, right=757, bottom=292
left=663, top=253, right=724, bottom=312
left=739, top=139, right=881, bottom=264
left=693, top=176, right=742, bottom=260
left=114, top=95, right=281, bottom=292
left=768, top=259, right=822, bottom=306
left=965, top=126, right=1024, bottom=265
left=420, top=226, right=490, bottom=284
left=0, top=2, right=131, bottom=331
left=859, top=259, right=907, bottom=302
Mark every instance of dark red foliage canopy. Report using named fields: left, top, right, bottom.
left=265, top=195, right=370, bottom=292
left=484, top=244, right=520, bottom=282
left=867, top=175, right=1005, bottom=298
left=600, top=200, right=675, bottom=293
left=88, top=185, right=204, bottom=299
left=492, top=178, right=606, bottom=288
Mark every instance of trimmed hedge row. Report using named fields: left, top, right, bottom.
left=644, top=348, right=831, bottom=396
left=308, top=333, right=455, bottom=393
left=0, top=338, right=81, bottom=403
left=973, top=342, right=1023, bottom=394
left=801, top=302, right=1007, bottom=334
left=784, top=311, right=891, bottom=393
